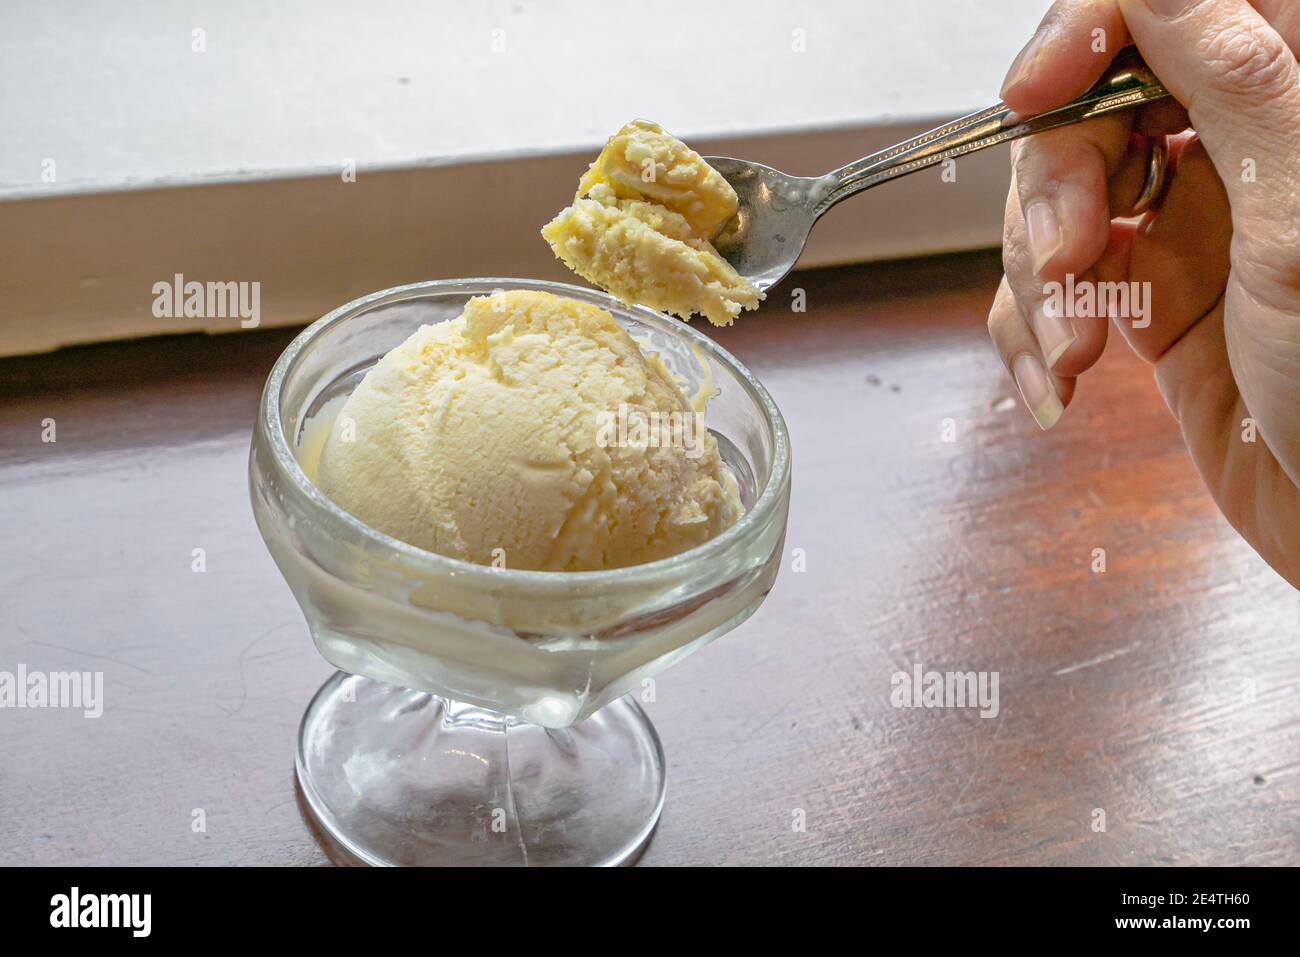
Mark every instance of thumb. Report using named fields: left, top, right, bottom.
left=1117, top=0, right=1300, bottom=213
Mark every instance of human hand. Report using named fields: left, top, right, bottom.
left=988, top=0, right=1300, bottom=586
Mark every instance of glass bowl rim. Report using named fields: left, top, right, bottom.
left=258, top=277, right=791, bottom=589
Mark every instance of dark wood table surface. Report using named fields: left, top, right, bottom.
left=2, top=251, right=1297, bottom=866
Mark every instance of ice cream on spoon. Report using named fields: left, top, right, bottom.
left=542, top=120, right=763, bottom=327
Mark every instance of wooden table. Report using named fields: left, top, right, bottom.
left=2, top=252, right=1296, bottom=866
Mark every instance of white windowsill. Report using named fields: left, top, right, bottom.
left=1, top=0, right=1045, bottom=355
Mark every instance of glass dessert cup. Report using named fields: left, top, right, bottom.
left=250, top=278, right=791, bottom=866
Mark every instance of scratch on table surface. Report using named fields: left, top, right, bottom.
left=221, top=621, right=299, bottom=718
left=949, top=714, right=1008, bottom=835
left=1053, top=643, right=1138, bottom=677
left=26, top=639, right=156, bottom=675
left=746, top=668, right=827, bottom=737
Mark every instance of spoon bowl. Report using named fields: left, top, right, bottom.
left=704, top=158, right=823, bottom=294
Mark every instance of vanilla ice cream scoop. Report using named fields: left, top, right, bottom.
left=313, top=290, right=742, bottom=571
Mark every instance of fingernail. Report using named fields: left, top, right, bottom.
left=1032, top=299, right=1077, bottom=369
left=1001, top=34, right=1043, bottom=99
left=1145, top=0, right=1195, bottom=18
left=1025, top=201, right=1064, bottom=275
left=1013, top=354, right=1063, bottom=430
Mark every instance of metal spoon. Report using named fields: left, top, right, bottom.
left=706, top=48, right=1171, bottom=293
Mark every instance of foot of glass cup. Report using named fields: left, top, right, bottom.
left=295, top=672, right=666, bottom=867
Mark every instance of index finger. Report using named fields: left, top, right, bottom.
left=1002, top=0, right=1130, bottom=114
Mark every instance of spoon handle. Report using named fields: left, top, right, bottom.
left=815, top=47, right=1170, bottom=213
